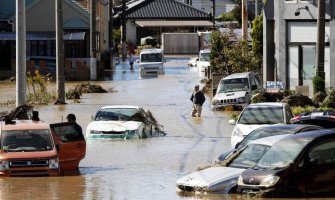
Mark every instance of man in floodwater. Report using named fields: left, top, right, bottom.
left=66, top=113, right=83, bottom=134
left=190, top=85, right=206, bottom=117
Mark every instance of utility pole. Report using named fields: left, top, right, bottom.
left=109, top=0, right=114, bottom=69
left=212, top=0, right=216, bottom=29
left=90, top=0, right=97, bottom=80
left=56, top=0, right=65, bottom=104
left=16, top=0, right=26, bottom=106
left=316, top=0, right=325, bottom=81
left=242, top=0, right=248, bottom=41
left=255, top=0, right=258, bottom=17
left=121, top=0, right=127, bottom=62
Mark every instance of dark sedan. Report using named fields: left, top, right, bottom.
left=237, top=129, right=335, bottom=198
left=217, top=124, right=323, bottom=162
left=291, top=111, right=335, bottom=128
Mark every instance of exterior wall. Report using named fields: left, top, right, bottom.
left=126, top=20, right=137, bottom=46
left=162, top=33, right=199, bottom=54
left=264, top=0, right=335, bottom=94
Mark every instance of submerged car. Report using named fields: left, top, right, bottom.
left=176, top=135, right=287, bottom=194
left=0, top=119, right=86, bottom=176
left=237, top=129, right=335, bottom=198
left=291, top=110, right=335, bottom=128
left=217, top=124, right=323, bottom=161
left=188, top=57, right=198, bottom=67
left=229, top=102, right=294, bottom=148
left=138, top=48, right=164, bottom=75
left=86, top=105, right=153, bottom=139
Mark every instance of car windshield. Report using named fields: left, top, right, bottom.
left=1, top=130, right=53, bottom=152
left=237, top=128, right=294, bottom=148
left=141, top=53, right=162, bottom=62
left=238, top=107, right=284, bottom=124
left=256, top=138, right=311, bottom=170
left=217, top=78, right=249, bottom=93
left=199, top=52, right=210, bottom=61
left=228, top=144, right=270, bottom=169
left=95, top=108, right=139, bottom=121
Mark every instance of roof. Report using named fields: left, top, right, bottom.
left=224, top=72, right=254, bottom=79
left=118, top=0, right=211, bottom=20
left=64, top=17, right=89, bottom=29
left=0, top=32, right=86, bottom=41
left=100, top=105, right=141, bottom=110
left=247, top=102, right=286, bottom=108
left=135, top=20, right=212, bottom=27
left=0, top=120, right=50, bottom=131
left=200, top=49, right=211, bottom=53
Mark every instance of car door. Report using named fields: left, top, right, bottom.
left=50, top=122, right=86, bottom=174
left=297, top=138, right=335, bottom=196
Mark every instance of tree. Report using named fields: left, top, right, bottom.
left=251, top=14, right=263, bottom=73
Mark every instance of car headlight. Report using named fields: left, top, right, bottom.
left=49, top=158, right=59, bottom=169
left=0, top=160, right=9, bottom=171
left=212, top=99, right=219, bottom=105
left=237, top=175, right=244, bottom=186
left=238, top=97, right=245, bottom=103
left=90, top=130, right=101, bottom=134
left=260, top=175, right=280, bottom=188
left=232, top=127, right=243, bottom=137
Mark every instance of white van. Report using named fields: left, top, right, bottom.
left=197, top=49, right=211, bottom=77
left=139, top=48, right=164, bottom=75
left=211, top=72, right=263, bottom=110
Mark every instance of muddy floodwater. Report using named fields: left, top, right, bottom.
left=0, top=57, right=322, bottom=200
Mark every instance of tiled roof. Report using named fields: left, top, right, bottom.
left=64, top=17, right=89, bottom=29
left=122, top=0, right=211, bottom=20
left=0, top=0, right=38, bottom=19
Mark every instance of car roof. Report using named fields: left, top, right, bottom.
left=140, top=48, right=163, bottom=54
left=200, top=49, right=210, bottom=53
left=274, top=128, right=335, bottom=145
left=223, top=72, right=254, bottom=79
left=0, top=120, right=50, bottom=131
left=253, top=124, right=322, bottom=132
left=248, top=134, right=288, bottom=146
left=299, top=110, right=335, bottom=117
left=100, top=105, right=141, bottom=110
left=246, top=102, right=286, bottom=108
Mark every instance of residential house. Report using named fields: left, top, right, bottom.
left=263, top=0, right=335, bottom=96
left=0, top=0, right=91, bottom=80
left=178, top=0, right=237, bottom=16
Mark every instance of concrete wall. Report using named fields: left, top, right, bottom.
left=126, top=20, right=137, bottom=46
left=162, top=33, right=199, bottom=54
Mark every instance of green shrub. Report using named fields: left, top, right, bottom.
left=313, top=75, right=326, bottom=95
left=321, top=89, right=335, bottom=109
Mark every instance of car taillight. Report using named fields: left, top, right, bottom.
left=330, top=116, right=335, bottom=120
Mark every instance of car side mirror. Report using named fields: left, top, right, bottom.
left=235, top=142, right=241, bottom=149
left=229, top=119, right=236, bottom=125
left=309, top=158, right=319, bottom=167
left=196, top=58, right=199, bottom=61
left=56, top=144, right=60, bottom=152
left=136, top=59, right=140, bottom=63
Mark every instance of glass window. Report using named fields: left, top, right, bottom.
left=140, top=53, right=162, bottom=62
left=238, top=107, right=284, bottom=124
left=217, top=78, right=249, bottom=93
left=53, top=124, right=84, bottom=142
left=308, top=139, right=335, bottom=166
left=229, top=144, right=270, bottom=169
left=95, top=108, right=139, bottom=121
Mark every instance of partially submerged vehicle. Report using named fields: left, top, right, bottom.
left=86, top=105, right=164, bottom=139
left=176, top=135, right=287, bottom=194
left=197, top=49, right=210, bottom=77
left=138, top=48, right=164, bottom=75
left=211, top=72, right=263, bottom=110
left=0, top=119, right=86, bottom=176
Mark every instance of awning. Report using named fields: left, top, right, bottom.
left=135, top=20, right=213, bottom=27
left=0, top=32, right=86, bottom=41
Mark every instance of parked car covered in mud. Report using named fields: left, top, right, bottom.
left=291, top=110, right=335, bottom=128
left=0, top=119, right=86, bottom=176
left=176, top=135, right=287, bottom=194
left=86, top=105, right=164, bottom=139
left=237, top=129, right=335, bottom=198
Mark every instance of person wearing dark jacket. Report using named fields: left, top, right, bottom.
left=190, top=85, right=206, bottom=117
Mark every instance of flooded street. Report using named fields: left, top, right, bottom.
left=0, top=57, right=285, bottom=199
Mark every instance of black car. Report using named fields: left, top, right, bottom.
left=237, top=129, right=335, bottom=198
left=291, top=111, right=335, bottom=128
left=216, top=124, right=323, bottom=162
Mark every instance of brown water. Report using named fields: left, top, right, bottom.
left=0, top=58, right=316, bottom=200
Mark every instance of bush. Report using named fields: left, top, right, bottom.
left=313, top=91, right=327, bottom=107
left=313, top=75, right=326, bottom=95
left=281, top=94, right=315, bottom=107
left=321, top=89, right=335, bottom=109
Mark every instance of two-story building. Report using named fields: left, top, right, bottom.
left=263, top=0, right=335, bottom=96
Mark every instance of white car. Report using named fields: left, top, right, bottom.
left=188, top=57, right=198, bottom=67
left=176, top=135, right=287, bottom=194
left=229, top=102, right=294, bottom=148
left=197, top=49, right=210, bottom=77
left=139, top=48, right=164, bottom=75
left=86, top=105, right=153, bottom=139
